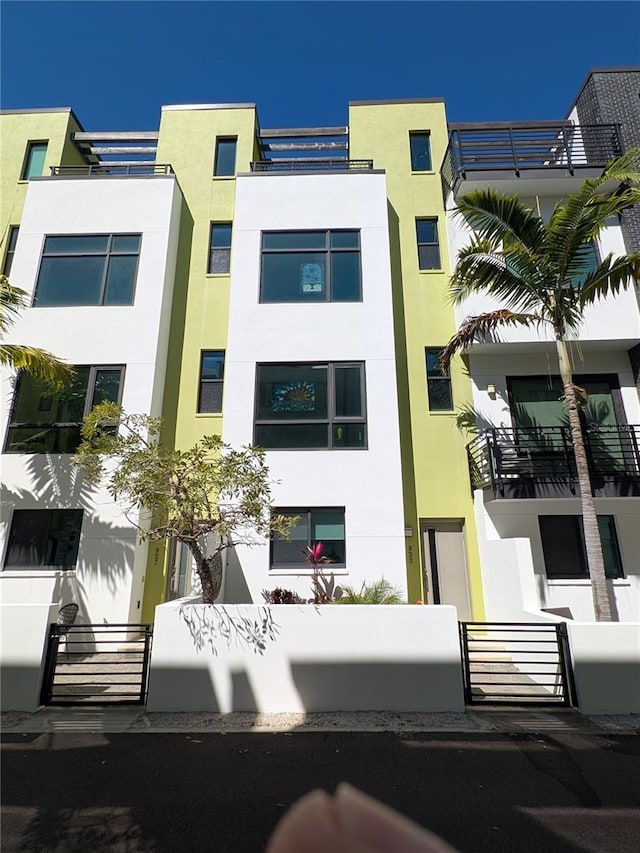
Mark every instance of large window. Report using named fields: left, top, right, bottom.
left=409, top=132, right=432, bottom=171
left=214, top=138, right=237, bottom=177
left=255, top=362, right=366, bottom=449
left=260, top=230, right=361, bottom=303
left=416, top=219, right=441, bottom=270
left=539, top=515, right=624, bottom=579
left=2, top=226, right=19, bottom=276
left=22, top=142, right=47, bottom=179
left=34, top=234, right=141, bottom=307
left=198, top=351, right=225, bottom=413
left=208, top=224, right=232, bottom=274
left=426, top=349, right=453, bottom=411
left=4, top=509, right=83, bottom=570
left=4, top=365, right=124, bottom=453
left=271, top=508, right=346, bottom=569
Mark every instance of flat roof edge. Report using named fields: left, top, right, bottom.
left=162, top=102, right=256, bottom=112
left=349, top=98, right=445, bottom=107
left=0, top=106, right=84, bottom=130
left=566, top=66, right=640, bottom=117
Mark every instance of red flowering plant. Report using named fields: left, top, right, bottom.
left=305, top=542, right=340, bottom=604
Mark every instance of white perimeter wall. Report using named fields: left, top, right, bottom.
left=147, top=600, right=464, bottom=713
left=222, top=173, right=407, bottom=602
left=0, top=176, right=182, bottom=624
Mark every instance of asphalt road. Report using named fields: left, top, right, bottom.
left=2, top=730, right=639, bottom=852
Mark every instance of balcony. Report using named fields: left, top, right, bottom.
left=441, top=122, right=623, bottom=199
left=50, top=164, right=174, bottom=177
left=249, top=158, right=373, bottom=173
left=467, top=425, right=640, bottom=499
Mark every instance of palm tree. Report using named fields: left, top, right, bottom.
left=441, top=149, right=640, bottom=622
left=1, top=274, right=73, bottom=387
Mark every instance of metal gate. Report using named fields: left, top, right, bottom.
left=459, top=622, right=576, bottom=706
left=40, top=623, right=153, bottom=706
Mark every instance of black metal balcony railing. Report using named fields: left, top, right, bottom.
left=50, top=164, right=174, bottom=177
left=250, top=159, right=373, bottom=173
left=441, top=123, right=624, bottom=198
left=467, top=425, right=640, bottom=495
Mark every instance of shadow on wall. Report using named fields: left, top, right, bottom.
left=221, top=547, right=253, bottom=603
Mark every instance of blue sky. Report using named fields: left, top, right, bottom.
left=2, top=1, right=639, bottom=130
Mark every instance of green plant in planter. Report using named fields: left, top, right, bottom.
left=336, top=578, right=403, bottom=604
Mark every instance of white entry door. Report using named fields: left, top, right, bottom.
left=421, top=520, right=472, bottom=621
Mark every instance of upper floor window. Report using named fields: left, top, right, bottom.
left=34, top=234, right=141, bottom=307
left=260, top=230, right=361, bottom=303
left=254, top=362, right=366, bottom=449
left=426, top=349, right=453, bottom=411
left=198, top=351, right=225, bottom=413
left=539, top=515, right=624, bottom=580
left=4, top=365, right=124, bottom=454
left=4, top=508, right=83, bottom=571
left=208, top=224, right=232, bottom=274
left=214, top=138, right=237, bottom=177
left=271, top=508, right=346, bottom=569
left=22, top=142, right=48, bottom=179
left=409, top=132, right=432, bottom=171
left=2, top=226, right=19, bottom=276
left=571, top=241, right=599, bottom=288
left=416, top=219, right=441, bottom=270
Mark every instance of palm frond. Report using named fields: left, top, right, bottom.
left=0, top=275, right=29, bottom=335
left=577, top=253, right=640, bottom=307
left=0, top=344, right=75, bottom=389
left=455, top=189, right=545, bottom=252
left=439, top=310, right=541, bottom=374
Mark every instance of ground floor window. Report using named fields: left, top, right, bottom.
left=3, top=509, right=83, bottom=570
left=271, top=508, right=345, bottom=569
left=539, top=515, right=624, bottom=579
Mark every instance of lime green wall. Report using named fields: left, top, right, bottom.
left=0, top=110, right=84, bottom=263
left=349, top=102, right=484, bottom=617
left=142, top=105, right=258, bottom=619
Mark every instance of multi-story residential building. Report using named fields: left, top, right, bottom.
left=1, top=68, right=638, bottom=629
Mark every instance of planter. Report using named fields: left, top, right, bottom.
left=147, top=600, right=465, bottom=713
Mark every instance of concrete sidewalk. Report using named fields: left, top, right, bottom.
left=3, top=706, right=639, bottom=735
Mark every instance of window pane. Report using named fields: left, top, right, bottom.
left=427, top=378, right=453, bottom=411
left=210, top=224, right=232, bottom=248
left=331, top=252, right=360, bottom=301
left=597, top=516, right=624, bottom=579
left=4, top=509, right=82, bottom=570
left=111, top=235, right=141, bottom=253
left=418, top=244, right=441, bottom=270
left=92, top=370, right=122, bottom=407
left=333, top=423, right=366, bottom=447
left=199, top=382, right=223, bottom=413
left=416, top=220, right=437, bottom=243
left=410, top=133, right=432, bottom=171
left=263, top=232, right=327, bottom=250
left=257, top=365, right=328, bottom=420
left=209, top=248, right=230, bottom=274
left=5, top=425, right=82, bottom=453
left=334, top=366, right=362, bottom=417
left=45, top=510, right=83, bottom=568
left=272, top=514, right=309, bottom=565
left=261, top=253, right=327, bottom=302
left=540, top=517, right=587, bottom=578
left=330, top=231, right=359, bottom=249
left=214, top=139, right=237, bottom=176
left=104, top=255, right=137, bottom=305
left=255, top=423, right=328, bottom=449
left=201, top=352, right=225, bottom=380
left=44, top=236, right=109, bottom=254
left=426, top=349, right=444, bottom=377
left=36, top=256, right=104, bottom=306
left=311, top=510, right=345, bottom=563
left=23, top=143, right=47, bottom=179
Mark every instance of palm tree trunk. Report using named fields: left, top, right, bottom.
left=187, top=538, right=223, bottom=605
left=555, top=336, right=613, bottom=621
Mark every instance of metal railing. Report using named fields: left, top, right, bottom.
left=467, top=424, right=640, bottom=492
left=50, top=164, right=173, bottom=177
left=441, top=123, right=623, bottom=197
left=250, top=158, right=374, bottom=173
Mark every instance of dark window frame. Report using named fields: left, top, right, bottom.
left=4, top=364, right=125, bottom=454
left=539, top=514, right=624, bottom=580
left=409, top=131, right=432, bottom=172
left=260, top=229, right=362, bottom=303
left=270, top=507, right=346, bottom=570
left=21, top=141, right=48, bottom=180
left=2, top=226, right=19, bottom=276
left=426, top=348, right=453, bottom=411
left=254, top=361, right=367, bottom=450
left=208, top=223, right=232, bottom=274
left=3, top=508, right=83, bottom=571
left=506, top=374, right=627, bottom=428
left=198, top=351, right=225, bottom=414
left=33, top=233, right=142, bottom=307
left=213, top=137, right=238, bottom=177
left=416, top=218, right=441, bottom=270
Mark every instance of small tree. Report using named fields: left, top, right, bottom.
left=73, top=401, right=294, bottom=604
